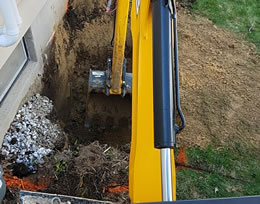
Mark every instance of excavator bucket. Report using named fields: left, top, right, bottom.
left=88, top=67, right=132, bottom=96
left=86, top=0, right=132, bottom=134
left=85, top=92, right=131, bottom=143
left=87, top=66, right=132, bottom=132
left=88, top=0, right=131, bottom=97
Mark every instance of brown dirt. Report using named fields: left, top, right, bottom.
left=178, top=10, right=260, bottom=148
left=42, top=0, right=260, bottom=150
left=42, top=0, right=132, bottom=146
left=42, top=141, right=130, bottom=203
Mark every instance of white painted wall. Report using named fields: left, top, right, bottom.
left=0, top=0, right=68, bottom=143
left=0, top=0, right=46, bottom=68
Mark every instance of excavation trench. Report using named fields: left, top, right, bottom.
left=40, top=0, right=132, bottom=202
left=42, top=0, right=132, bottom=147
left=3, top=0, right=132, bottom=203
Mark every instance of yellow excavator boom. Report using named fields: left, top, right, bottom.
left=110, top=0, right=130, bottom=94
left=129, top=0, right=176, bottom=203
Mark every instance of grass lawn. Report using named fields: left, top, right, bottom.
left=193, top=0, right=260, bottom=50
left=176, top=145, right=260, bottom=200
left=175, top=0, right=260, bottom=200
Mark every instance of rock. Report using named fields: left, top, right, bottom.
left=0, top=94, right=65, bottom=171
left=13, top=163, right=31, bottom=178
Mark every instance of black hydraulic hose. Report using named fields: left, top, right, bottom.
left=171, top=0, right=186, bottom=132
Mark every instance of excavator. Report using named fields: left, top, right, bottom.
left=91, top=0, right=185, bottom=202
left=89, top=0, right=183, bottom=202
left=89, top=0, right=260, bottom=203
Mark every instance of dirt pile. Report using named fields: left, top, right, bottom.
left=178, top=10, right=260, bottom=148
left=2, top=140, right=130, bottom=203
left=43, top=141, right=129, bottom=203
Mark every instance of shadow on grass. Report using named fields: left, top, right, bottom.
left=176, top=145, right=260, bottom=200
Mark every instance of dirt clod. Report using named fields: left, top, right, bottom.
left=43, top=141, right=129, bottom=203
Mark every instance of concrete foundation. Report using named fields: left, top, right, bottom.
left=0, top=0, right=68, bottom=144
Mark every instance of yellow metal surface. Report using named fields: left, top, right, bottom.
left=110, top=0, right=130, bottom=94
left=129, top=0, right=176, bottom=203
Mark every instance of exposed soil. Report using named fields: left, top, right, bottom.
left=42, top=0, right=131, bottom=202
left=3, top=0, right=260, bottom=203
left=42, top=0, right=260, bottom=150
left=41, top=141, right=130, bottom=203
left=178, top=10, right=260, bottom=148
left=42, top=0, right=132, bottom=147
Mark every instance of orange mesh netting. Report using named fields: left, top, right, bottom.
left=3, top=173, right=49, bottom=191
left=108, top=185, right=128, bottom=193
left=176, top=147, right=187, bottom=170
left=103, top=183, right=129, bottom=194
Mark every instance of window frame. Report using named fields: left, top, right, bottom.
left=0, top=39, right=29, bottom=104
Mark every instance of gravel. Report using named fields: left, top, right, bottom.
left=1, top=94, right=65, bottom=172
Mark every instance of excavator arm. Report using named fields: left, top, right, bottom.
left=89, top=0, right=180, bottom=201
left=130, top=0, right=183, bottom=202
left=88, top=0, right=260, bottom=203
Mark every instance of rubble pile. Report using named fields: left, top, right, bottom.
left=1, top=94, right=65, bottom=171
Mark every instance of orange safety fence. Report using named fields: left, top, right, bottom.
left=103, top=183, right=129, bottom=194
left=176, top=147, right=187, bottom=171
left=3, top=173, right=49, bottom=192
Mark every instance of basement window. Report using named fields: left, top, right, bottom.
left=0, top=39, right=29, bottom=103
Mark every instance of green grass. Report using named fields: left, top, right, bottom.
left=192, top=0, right=260, bottom=50
left=176, top=146, right=260, bottom=200
left=175, top=0, right=260, bottom=200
